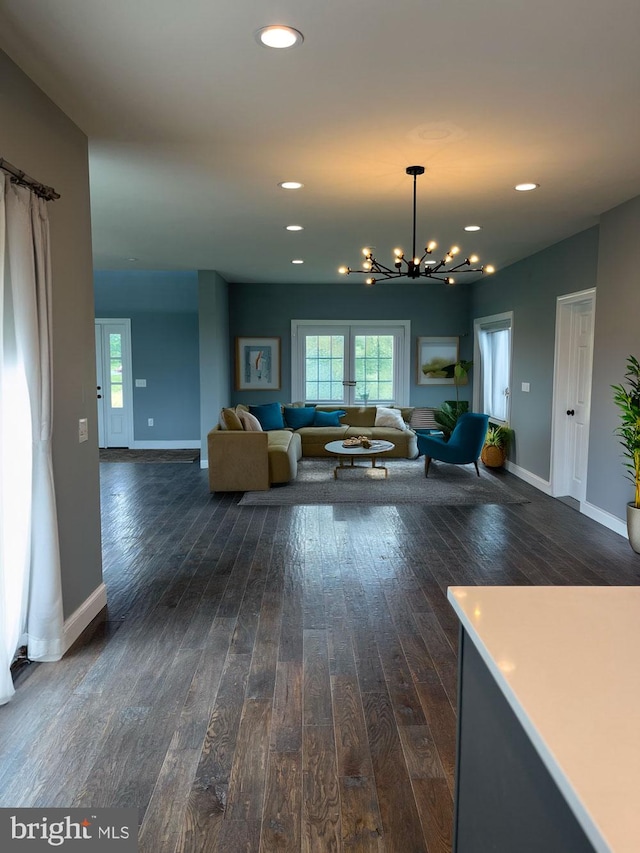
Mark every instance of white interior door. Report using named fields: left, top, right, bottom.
left=95, top=327, right=106, bottom=447
left=552, top=291, right=595, bottom=501
left=95, top=319, right=133, bottom=448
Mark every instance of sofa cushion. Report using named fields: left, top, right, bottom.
left=221, top=407, right=244, bottom=430
left=237, top=409, right=263, bottom=431
left=249, top=401, right=285, bottom=430
left=313, top=409, right=347, bottom=427
left=284, top=405, right=316, bottom=429
left=375, top=406, right=407, bottom=431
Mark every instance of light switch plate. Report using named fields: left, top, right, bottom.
left=521, top=382, right=530, bottom=392
left=135, top=379, right=147, bottom=387
left=78, top=418, right=89, bottom=442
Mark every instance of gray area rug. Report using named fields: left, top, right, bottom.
left=99, top=449, right=200, bottom=463
left=238, top=457, right=528, bottom=506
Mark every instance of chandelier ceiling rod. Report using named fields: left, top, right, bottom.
left=338, top=165, right=495, bottom=286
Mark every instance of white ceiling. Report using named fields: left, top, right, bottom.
left=1, top=0, right=639, bottom=284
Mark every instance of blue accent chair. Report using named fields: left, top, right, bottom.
left=416, top=412, right=489, bottom=478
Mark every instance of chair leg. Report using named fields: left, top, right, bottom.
left=424, top=456, right=431, bottom=478
left=474, top=460, right=480, bottom=477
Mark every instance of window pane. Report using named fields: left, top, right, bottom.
left=110, top=360, right=122, bottom=384
left=109, top=334, right=122, bottom=358
left=111, top=385, right=123, bottom=408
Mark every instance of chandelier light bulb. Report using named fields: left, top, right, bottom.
left=427, top=241, right=437, bottom=252
left=450, top=246, right=460, bottom=256
left=445, top=254, right=453, bottom=263
left=447, top=278, right=455, bottom=285
left=469, top=254, right=479, bottom=264
left=393, top=248, right=403, bottom=257
left=362, top=261, right=371, bottom=271
left=484, top=264, right=495, bottom=274
left=365, top=277, right=375, bottom=286
left=338, top=266, right=349, bottom=275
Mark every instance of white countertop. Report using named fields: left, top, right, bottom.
left=447, top=585, right=640, bottom=853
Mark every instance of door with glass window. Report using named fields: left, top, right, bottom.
left=292, top=322, right=409, bottom=405
left=95, top=319, right=133, bottom=448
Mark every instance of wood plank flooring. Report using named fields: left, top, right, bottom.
left=1, top=461, right=639, bottom=852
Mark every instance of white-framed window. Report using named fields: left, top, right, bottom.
left=291, top=320, right=410, bottom=405
left=473, top=312, right=513, bottom=423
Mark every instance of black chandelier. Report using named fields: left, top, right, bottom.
left=338, top=165, right=495, bottom=286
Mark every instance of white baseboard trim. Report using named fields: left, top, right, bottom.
left=505, top=460, right=553, bottom=495
left=580, top=501, right=628, bottom=539
left=63, top=582, right=108, bottom=654
left=200, top=458, right=208, bottom=470
left=130, top=440, right=200, bottom=450
left=506, top=461, right=629, bottom=539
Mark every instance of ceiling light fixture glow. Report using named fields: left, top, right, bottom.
left=464, top=225, right=482, bottom=232
left=278, top=181, right=304, bottom=190
left=256, top=26, right=304, bottom=49
left=291, top=259, right=304, bottom=264
left=286, top=225, right=304, bottom=231
left=514, top=182, right=540, bottom=192
left=339, top=166, right=495, bottom=286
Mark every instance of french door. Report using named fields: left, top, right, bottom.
left=291, top=321, right=410, bottom=405
left=95, top=319, right=133, bottom=448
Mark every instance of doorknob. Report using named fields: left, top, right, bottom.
left=97, top=394, right=102, bottom=399
left=566, top=409, right=575, bottom=416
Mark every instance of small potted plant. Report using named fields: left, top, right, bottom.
left=481, top=424, right=513, bottom=468
left=612, top=355, right=640, bottom=553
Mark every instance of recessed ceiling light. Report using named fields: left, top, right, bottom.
left=464, top=225, right=482, bottom=232
left=514, top=182, right=540, bottom=192
left=278, top=180, right=304, bottom=190
left=291, top=259, right=304, bottom=264
left=256, top=26, right=304, bottom=49
left=127, top=257, right=138, bottom=262
left=286, top=225, right=304, bottom=231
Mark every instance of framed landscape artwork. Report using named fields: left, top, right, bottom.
left=416, top=336, right=460, bottom=385
left=235, top=337, right=281, bottom=391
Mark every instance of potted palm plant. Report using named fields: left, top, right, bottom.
left=434, top=360, right=472, bottom=439
left=612, top=355, right=640, bottom=554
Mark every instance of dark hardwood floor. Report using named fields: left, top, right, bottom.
left=1, top=460, right=638, bottom=852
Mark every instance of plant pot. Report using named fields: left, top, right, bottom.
left=627, top=502, right=640, bottom=554
left=481, top=445, right=506, bottom=468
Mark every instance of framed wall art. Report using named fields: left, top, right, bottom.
left=235, top=337, right=281, bottom=391
left=416, top=336, right=460, bottom=385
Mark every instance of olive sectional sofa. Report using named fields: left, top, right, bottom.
left=207, top=403, right=419, bottom=492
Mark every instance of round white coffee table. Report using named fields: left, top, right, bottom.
left=324, top=439, right=395, bottom=479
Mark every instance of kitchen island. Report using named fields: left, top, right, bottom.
left=447, top=585, right=640, bottom=853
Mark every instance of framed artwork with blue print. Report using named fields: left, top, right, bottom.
left=235, top=336, right=281, bottom=391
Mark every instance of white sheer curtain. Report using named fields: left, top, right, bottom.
left=0, top=173, right=63, bottom=705
left=479, top=327, right=510, bottom=421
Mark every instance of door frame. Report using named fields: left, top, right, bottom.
left=550, top=288, right=596, bottom=500
left=95, top=318, right=134, bottom=448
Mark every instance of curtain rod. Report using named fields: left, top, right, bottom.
left=0, top=157, right=60, bottom=201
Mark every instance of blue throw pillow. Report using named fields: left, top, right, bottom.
left=313, top=409, right=347, bottom=427
left=284, top=406, right=316, bottom=429
left=249, top=402, right=285, bottom=431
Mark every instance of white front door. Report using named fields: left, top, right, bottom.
left=95, top=319, right=133, bottom=448
left=552, top=291, right=595, bottom=501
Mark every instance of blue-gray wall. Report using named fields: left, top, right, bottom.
left=94, top=270, right=200, bottom=442
left=228, top=281, right=473, bottom=407
left=470, top=228, right=599, bottom=479
left=198, top=271, right=230, bottom=463
left=588, top=194, right=640, bottom=518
